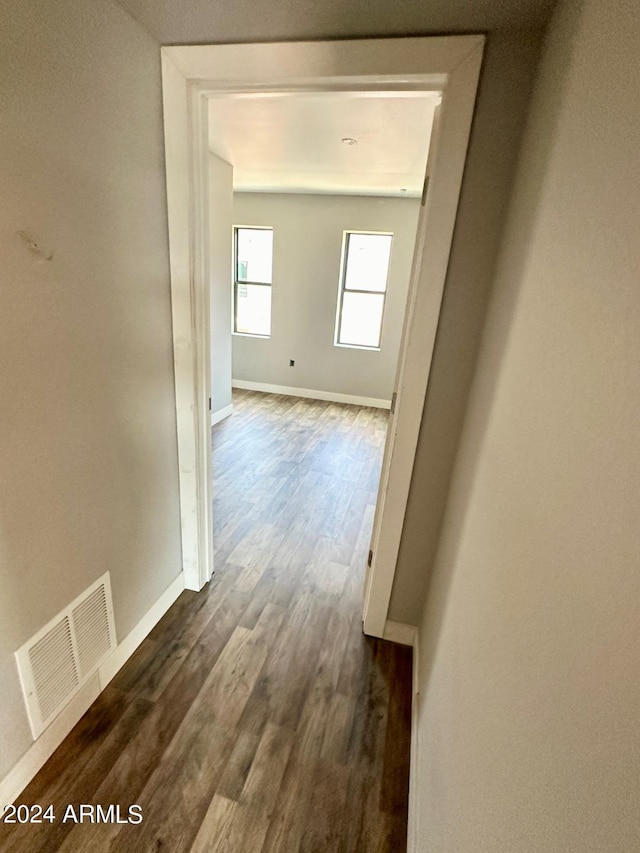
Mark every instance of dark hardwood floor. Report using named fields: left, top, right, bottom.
left=2, top=390, right=412, bottom=852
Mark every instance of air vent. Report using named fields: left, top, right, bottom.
left=29, top=616, right=79, bottom=722
left=72, top=585, right=113, bottom=677
left=15, top=573, right=116, bottom=739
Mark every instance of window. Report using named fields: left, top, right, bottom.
left=335, top=232, right=393, bottom=349
left=233, top=226, right=273, bottom=336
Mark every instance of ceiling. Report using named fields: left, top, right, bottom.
left=115, top=0, right=556, bottom=197
left=115, top=0, right=556, bottom=47
left=207, top=92, right=439, bottom=197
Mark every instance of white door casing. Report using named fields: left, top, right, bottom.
left=161, top=37, right=484, bottom=634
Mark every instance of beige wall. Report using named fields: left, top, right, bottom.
left=210, top=154, right=234, bottom=415
left=231, top=193, right=420, bottom=401
left=414, top=0, right=640, bottom=848
left=0, top=0, right=554, bottom=796
left=115, top=0, right=555, bottom=43
left=388, top=29, right=545, bottom=623
left=0, top=0, right=181, bottom=779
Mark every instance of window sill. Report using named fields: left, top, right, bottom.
left=232, top=332, right=271, bottom=339
left=333, top=342, right=381, bottom=352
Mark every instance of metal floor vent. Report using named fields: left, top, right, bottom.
left=15, top=573, right=116, bottom=739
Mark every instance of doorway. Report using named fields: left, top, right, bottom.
left=161, top=35, right=484, bottom=637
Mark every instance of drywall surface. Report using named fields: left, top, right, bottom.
left=0, top=0, right=181, bottom=780
left=415, top=0, right=640, bottom=849
left=388, top=28, right=545, bottom=624
left=210, top=154, right=234, bottom=415
left=231, top=193, right=420, bottom=401
left=115, top=0, right=555, bottom=43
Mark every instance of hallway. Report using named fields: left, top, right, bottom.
left=2, top=391, right=412, bottom=852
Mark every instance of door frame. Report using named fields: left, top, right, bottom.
left=161, top=36, right=484, bottom=636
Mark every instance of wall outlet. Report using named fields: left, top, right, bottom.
left=289, top=359, right=295, bottom=367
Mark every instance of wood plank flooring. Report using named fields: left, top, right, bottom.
left=2, top=390, right=412, bottom=852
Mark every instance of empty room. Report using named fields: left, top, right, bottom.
left=4, top=0, right=638, bottom=851
left=189, top=90, right=434, bottom=847
left=207, top=93, right=436, bottom=706
left=3, top=43, right=458, bottom=850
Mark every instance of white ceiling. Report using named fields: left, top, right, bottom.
left=115, top=0, right=556, bottom=196
left=207, top=91, right=439, bottom=197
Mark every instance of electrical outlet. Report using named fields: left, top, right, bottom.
left=289, top=359, right=295, bottom=367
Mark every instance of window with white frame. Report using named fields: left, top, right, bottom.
left=233, top=226, right=273, bottom=337
left=335, top=231, right=393, bottom=349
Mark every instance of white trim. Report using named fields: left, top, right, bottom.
left=0, top=676, right=101, bottom=807
left=161, top=34, right=485, bottom=637
left=232, top=379, right=391, bottom=409
left=211, top=403, right=233, bottom=426
left=382, top=619, right=417, bottom=647
left=161, top=54, right=213, bottom=593
left=99, top=573, right=185, bottom=688
left=363, top=47, right=484, bottom=638
left=164, top=36, right=482, bottom=81
left=0, top=572, right=185, bottom=805
left=407, top=627, right=421, bottom=853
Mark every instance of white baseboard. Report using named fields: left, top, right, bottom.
left=99, top=572, right=185, bottom=688
left=0, top=675, right=102, bottom=806
left=383, top=619, right=417, bottom=647
left=211, top=403, right=233, bottom=427
left=0, top=572, right=185, bottom=805
left=232, top=379, right=391, bottom=410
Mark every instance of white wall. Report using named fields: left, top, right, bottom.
left=209, top=154, right=234, bottom=417
left=414, top=0, right=640, bottom=849
left=0, top=0, right=181, bottom=781
left=231, top=193, right=420, bottom=402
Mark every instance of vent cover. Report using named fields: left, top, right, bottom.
left=15, top=573, right=116, bottom=739
left=72, top=585, right=112, bottom=678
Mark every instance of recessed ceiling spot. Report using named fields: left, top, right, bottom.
left=341, top=137, right=357, bottom=146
